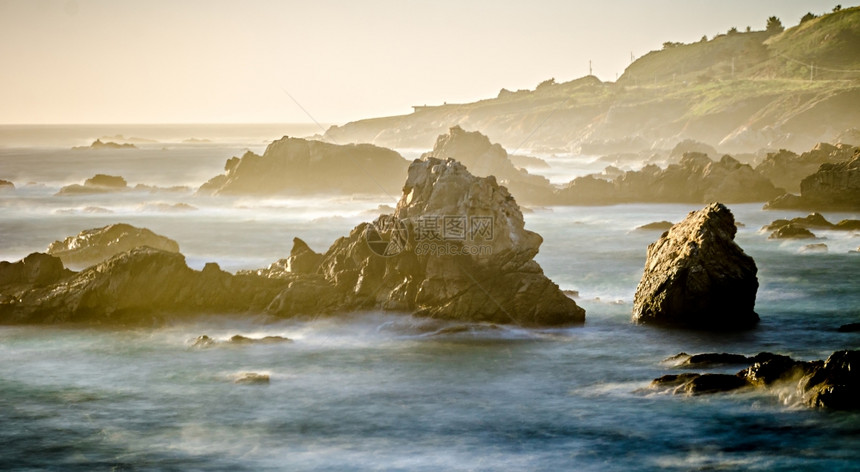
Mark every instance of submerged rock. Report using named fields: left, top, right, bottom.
left=234, top=372, right=270, bottom=385
left=633, top=203, right=759, bottom=330
left=799, top=243, right=828, bottom=253
left=47, top=223, right=180, bottom=268
left=197, top=136, right=408, bottom=196
left=192, top=334, right=292, bottom=347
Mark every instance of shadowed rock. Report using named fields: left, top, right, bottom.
left=633, top=203, right=759, bottom=330
left=636, top=221, right=674, bottom=231
left=768, top=224, right=816, bottom=239
left=57, top=174, right=129, bottom=195
left=197, top=136, right=408, bottom=196
left=0, top=179, right=14, bottom=190
left=765, top=149, right=860, bottom=210
left=47, top=223, right=180, bottom=268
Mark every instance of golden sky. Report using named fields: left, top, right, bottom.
left=0, top=0, right=844, bottom=124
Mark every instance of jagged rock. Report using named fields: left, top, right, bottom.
left=764, top=149, right=860, bottom=210
left=762, top=213, right=835, bottom=231
left=836, top=219, right=860, bottom=230
left=197, top=136, right=408, bottom=196
left=768, top=223, right=816, bottom=239
left=633, top=203, right=759, bottom=330
left=756, top=143, right=857, bottom=192
left=421, top=126, right=556, bottom=204
left=47, top=223, right=180, bottom=268
left=798, top=350, right=859, bottom=409
left=0, top=253, right=72, bottom=288
left=2, top=157, right=583, bottom=327
left=635, top=221, right=674, bottom=231
left=0, top=248, right=292, bottom=324
left=56, top=174, right=130, bottom=195
left=286, top=238, right=323, bottom=274
left=315, top=157, right=584, bottom=326
left=653, top=350, right=859, bottom=410
left=799, top=243, right=828, bottom=253
left=560, top=153, right=781, bottom=204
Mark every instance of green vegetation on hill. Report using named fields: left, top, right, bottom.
left=325, top=7, right=860, bottom=153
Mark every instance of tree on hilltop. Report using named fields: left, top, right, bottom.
left=766, top=16, right=784, bottom=33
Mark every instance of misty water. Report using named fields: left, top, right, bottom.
left=1, top=125, right=859, bottom=471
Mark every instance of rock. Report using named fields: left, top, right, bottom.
left=633, top=203, right=759, bottom=330
left=559, top=153, right=781, bottom=204
left=0, top=253, right=72, bottom=288
left=837, top=322, right=860, bottom=332
left=197, top=136, right=409, bottom=196
left=768, top=224, right=816, bottom=239
left=835, top=219, right=860, bottom=230
left=755, top=143, right=856, bottom=193
left=192, top=335, right=216, bottom=348
left=1, top=157, right=583, bottom=327
left=682, top=374, right=749, bottom=395
left=635, top=221, right=674, bottom=231
left=72, top=139, right=137, bottom=150
left=56, top=174, right=129, bottom=195
left=799, top=350, right=859, bottom=410
left=228, top=335, right=291, bottom=344
left=799, top=243, right=828, bottom=253
left=421, top=126, right=557, bottom=204
left=652, top=350, right=860, bottom=409
left=314, top=157, right=585, bottom=326
left=764, top=149, right=860, bottom=210
left=666, top=352, right=752, bottom=367
left=47, top=223, right=180, bottom=268
left=234, top=372, right=270, bottom=385
left=762, top=213, right=835, bottom=231
left=509, top=154, right=550, bottom=169
left=286, top=238, right=323, bottom=274
left=137, top=202, right=197, bottom=212
left=0, top=179, right=14, bottom=190
left=669, top=139, right=718, bottom=160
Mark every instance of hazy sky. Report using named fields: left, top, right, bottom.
left=0, top=0, right=846, bottom=125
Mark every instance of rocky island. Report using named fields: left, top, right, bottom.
left=1, top=157, right=584, bottom=326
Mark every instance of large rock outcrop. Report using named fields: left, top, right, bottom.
left=421, top=126, right=556, bottom=204
left=765, top=149, right=860, bottom=210
left=559, top=153, right=781, bottom=204
left=2, top=158, right=583, bottom=327
left=633, top=203, right=759, bottom=330
left=57, top=174, right=129, bottom=195
left=47, top=223, right=180, bottom=268
left=197, top=136, right=409, bottom=196
left=313, top=157, right=584, bottom=325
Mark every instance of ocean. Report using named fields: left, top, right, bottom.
left=1, top=125, right=858, bottom=471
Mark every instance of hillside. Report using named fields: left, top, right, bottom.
left=324, top=7, right=860, bottom=154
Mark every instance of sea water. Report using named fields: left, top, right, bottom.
left=0, top=126, right=858, bottom=471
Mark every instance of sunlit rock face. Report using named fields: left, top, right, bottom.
left=633, top=203, right=759, bottom=330
left=47, top=223, right=180, bottom=268
left=1, top=157, right=583, bottom=327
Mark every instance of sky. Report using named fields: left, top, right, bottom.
left=0, top=0, right=848, bottom=125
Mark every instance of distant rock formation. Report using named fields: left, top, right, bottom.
left=0, top=253, right=72, bottom=290
left=0, top=179, right=14, bottom=190
left=669, top=139, right=718, bottom=160
left=72, top=139, right=137, bottom=150
left=46, top=223, right=180, bottom=268
left=56, top=174, right=128, bottom=195
left=559, top=153, right=781, bottom=204
left=635, top=221, right=674, bottom=231
left=198, top=136, right=408, bottom=196
left=762, top=213, right=860, bottom=235
left=2, top=157, right=583, bottom=327
left=650, top=350, right=860, bottom=410
left=755, top=143, right=857, bottom=193
left=768, top=224, right=816, bottom=239
left=632, top=203, right=759, bottom=330
left=421, top=126, right=557, bottom=204
left=765, top=149, right=860, bottom=210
